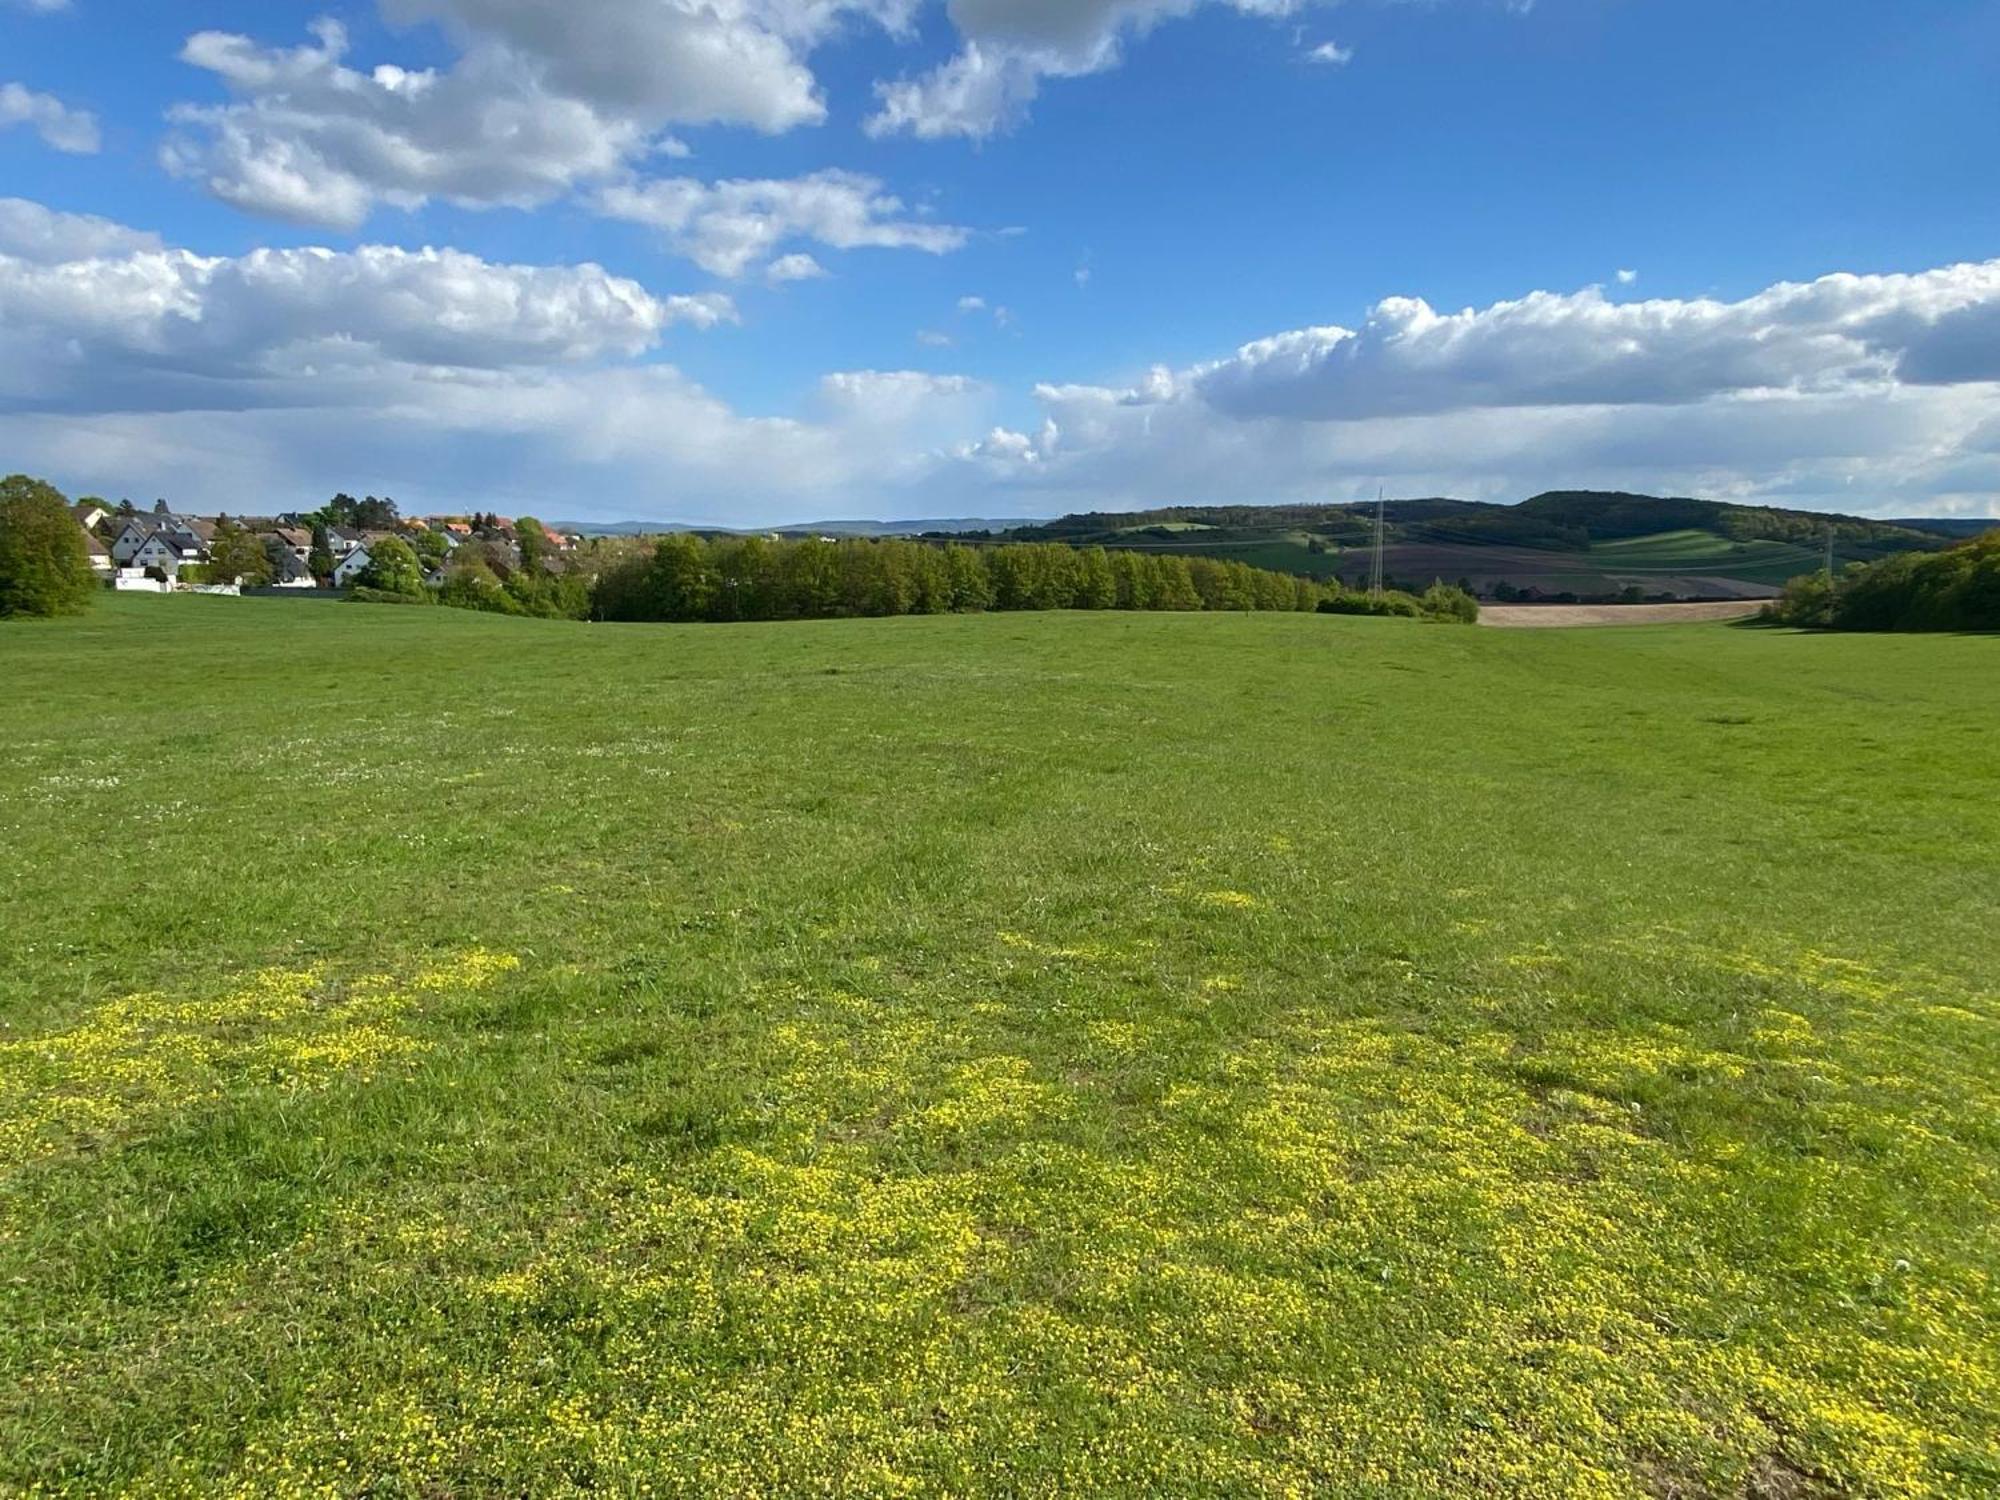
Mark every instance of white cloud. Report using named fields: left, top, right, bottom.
left=0, top=224, right=733, bottom=412
left=866, top=1, right=1304, bottom=139
left=766, top=253, right=829, bottom=284
left=916, top=329, right=955, bottom=347
left=8, top=0, right=72, bottom=12
left=163, top=4, right=922, bottom=227
left=1181, top=265, right=2000, bottom=421
left=1303, top=41, right=1352, bottom=65
left=0, top=81, right=100, bottom=153
left=957, top=294, right=987, bottom=312
left=593, top=169, right=968, bottom=278
left=1617, top=268, right=1639, bottom=285
left=0, top=198, right=162, bottom=263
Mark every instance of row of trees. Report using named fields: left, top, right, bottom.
left=587, top=534, right=1477, bottom=624
left=1767, top=533, right=1999, bottom=631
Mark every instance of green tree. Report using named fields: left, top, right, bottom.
left=308, top=522, right=336, bottom=582
left=0, top=474, right=96, bottom=618
left=354, top=495, right=400, bottom=529
left=1074, top=547, right=1117, bottom=609
left=945, top=545, right=995, bottom=611
left=359, top=536, right=424, bottom=595
left=648, top=533, right=715, bottom=619
left=207, top=520, right=274, bottom=586
left=516, top=516, right=550, bottom=577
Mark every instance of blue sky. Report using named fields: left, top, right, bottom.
left=3, top=0, right=1998, bottom=522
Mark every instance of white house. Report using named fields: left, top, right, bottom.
left=73, top=500, right=109, bottom=532
left=128, top=531, right=205, bottom=578
left=331, top=545, right=374, bottom=587
left=109, top=519, right=154, bottom=565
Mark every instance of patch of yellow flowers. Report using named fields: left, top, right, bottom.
left=0, top=949, right=518, bottom=1170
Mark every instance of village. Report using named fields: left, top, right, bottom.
left=70, top=497, right=584, bottom=595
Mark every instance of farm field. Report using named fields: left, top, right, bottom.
left=2, top=596, right=1997, bottom=1496
left=1088, top=525, right=1920, bottom=600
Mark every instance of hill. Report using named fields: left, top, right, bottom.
left=986, top=491, right=1952, bottom=601
left=560, top=517, right=1037, bottom=538
left=3, top=596, right=1996, bottom=1494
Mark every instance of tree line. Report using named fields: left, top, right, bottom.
left=588, top=534, right=1476, bottom=624
left=1767, top=532, right=1999, bottom=631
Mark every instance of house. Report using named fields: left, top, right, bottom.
left=327, top=526, right=366, bottom=558
left=270, top=526, right=313, bottom=562
left=109, top=514, right=212, bottom=566
left=443, top=521, right=473, bottom=539
left=73, top=500, right=109, bottom=532
left=108, top=518, right=155, bottom=565
left=128, top=530, right=206, bottom=578
left=82, top=529, right=113, bottom=575
left=269, top=552, right=319, bottom=589
left=331, top=545, right=374, bottom=587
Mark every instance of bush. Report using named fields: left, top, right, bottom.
left=0, top=474, right=96, bottom=618
left=1420, top=581, right=1482, bottom=624
left=346, top=585, right=430, bottom=606
left=1318, top=588, right=1425, bottom=619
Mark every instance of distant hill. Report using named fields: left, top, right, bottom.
left=982, top=492, right=1953, bottom=603
left=558, top=517, right=1039, bottom=538
left=1889, top=517, right=1997, bottom=539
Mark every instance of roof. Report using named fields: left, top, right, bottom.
left=272, top=527, right=312, bottom=547
left=81, top=530, right=109, bottom=557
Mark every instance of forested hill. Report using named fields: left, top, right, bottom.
left=964, top=492, right=1956, bottom=604
left=992, top=493, right=1944, bottom=552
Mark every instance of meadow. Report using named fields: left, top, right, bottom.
left=2, top=596, right=1996, bottom=1496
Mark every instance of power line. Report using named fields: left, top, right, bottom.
left=1370, top=487, right=1385, bottom=601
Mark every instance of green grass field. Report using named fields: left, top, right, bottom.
left=3, top=597, right=1996, bottom=1496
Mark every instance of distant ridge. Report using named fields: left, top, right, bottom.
left=1889, top=517, right=1997, bottom=539
left=555, top=517, right=1042, bottom=538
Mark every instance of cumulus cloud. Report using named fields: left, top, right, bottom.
left=1303, top=40, right=1352, bottom=65
left=766, top=253, right=829, bottom=284
left=0, top=81, right=100, bottom=153
left=1180, top=265, right=2000, bottom=421
left=0, top=198, right=162, bottom=263
left=866, top=0, right=1303, bottom=139
left=163, top=4, right=924, bottom=227
left=0, top=223, right=733, bottom=411
left=593, top=169, right=967, bottom=278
